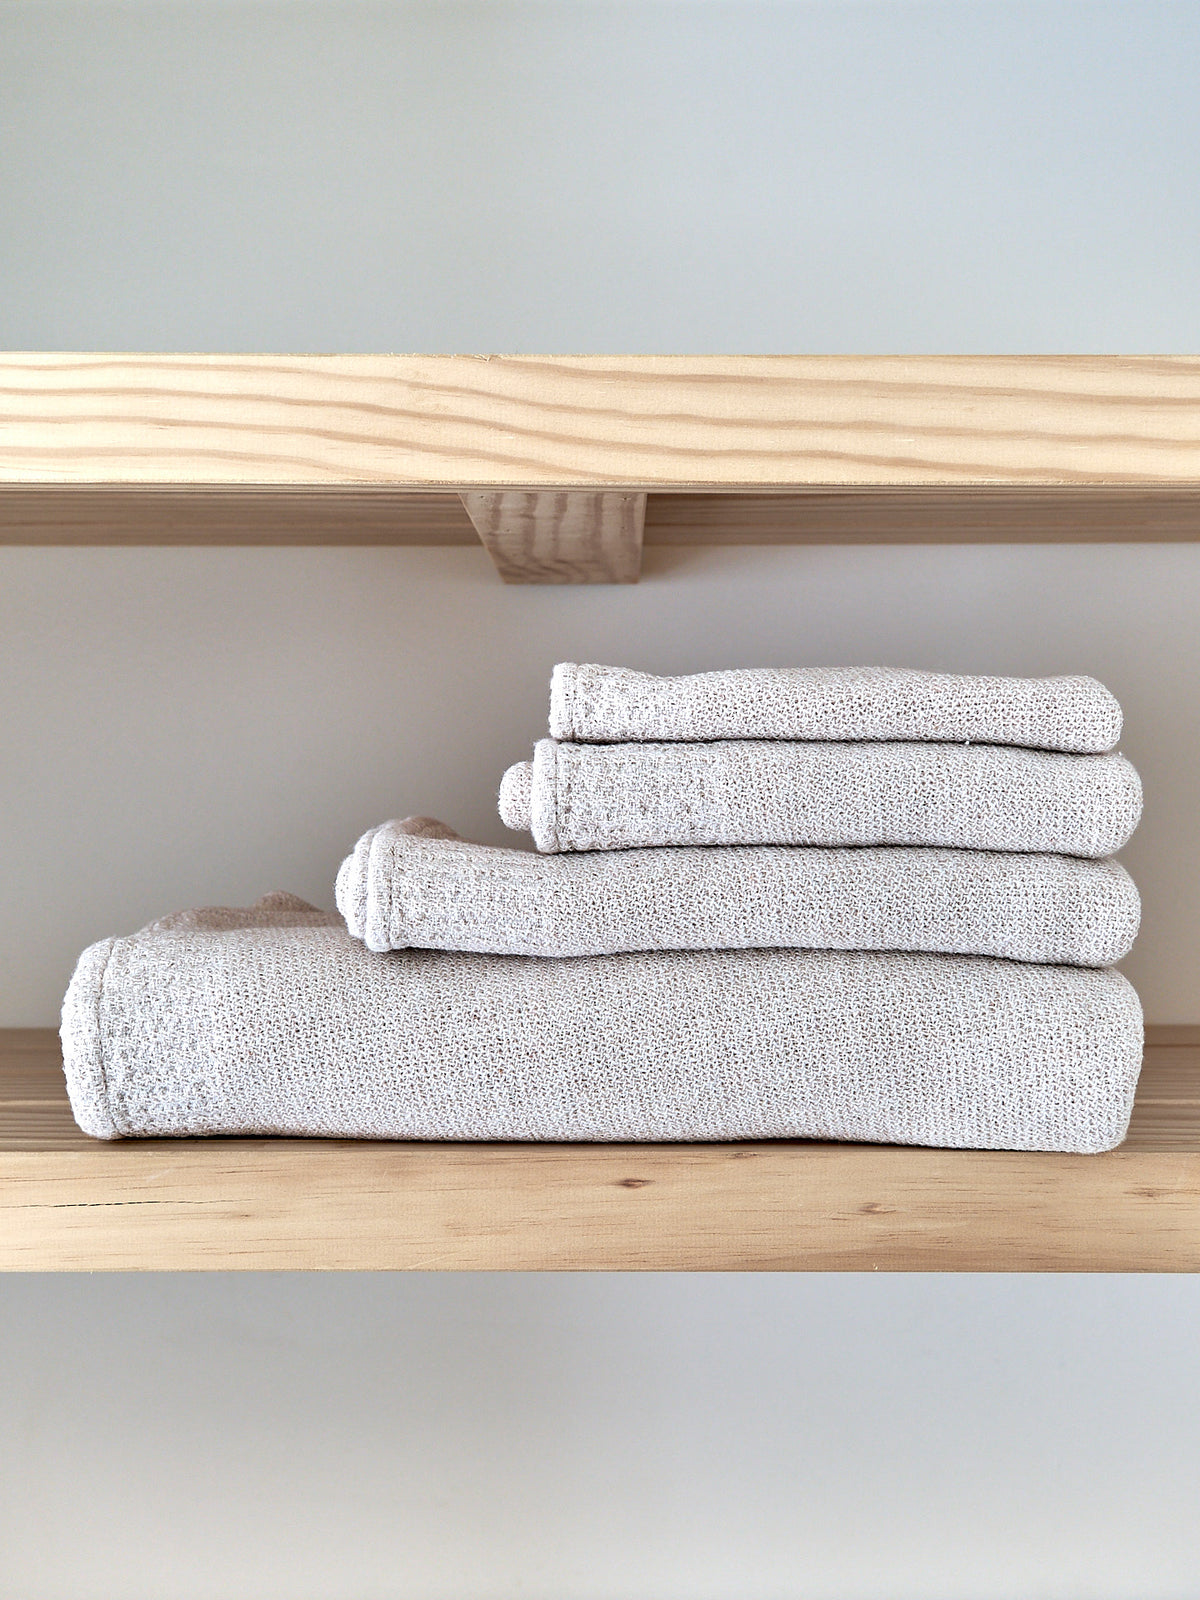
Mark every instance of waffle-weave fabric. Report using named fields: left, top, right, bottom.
left=337, top=817, right=1140, bottom=966
left=549, top=663, right=1123, bottom=752
left=499, top=739, right=1142, bottom=856
left=61, top=893, right=1142, bottom=1152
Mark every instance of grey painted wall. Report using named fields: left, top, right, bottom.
left=3, top=5, right=1200, bottom=1598
left=4, top=0, right=1200, bottom=352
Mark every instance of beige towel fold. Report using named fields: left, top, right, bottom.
left=500, top=739, right=1142, bottom=857
left=61, top=893, right=1142, bottom=1151
left=549, top=663, right=1124, bottom=752
left=336, top=817, right=1140, bottom=966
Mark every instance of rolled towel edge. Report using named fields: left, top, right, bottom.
left=499, top=761, right=534, bottom=831
left=60, top=938, right=121, bottom=1140
left=334, top=832, right=372, bottom=940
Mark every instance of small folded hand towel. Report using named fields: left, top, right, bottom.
left=337, top=817, right=1139, bottom=966
left=61, top=894, right=1142, bottom=1151
left=550, top=663, right=1123, bottom=752
left=499, top=739, right=1142, bottom=857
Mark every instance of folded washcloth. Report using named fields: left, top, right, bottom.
left=499, top=739, right=1142, bottom=857
left=337, top=817, right=1140, bottom=966
left=550, top=663, right=1123, bottom=753
left=61, top=894, right=1143, bottom=1151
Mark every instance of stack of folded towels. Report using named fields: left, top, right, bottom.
left=62, top=664, right=1144, bottom=1152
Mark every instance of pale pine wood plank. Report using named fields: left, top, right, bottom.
left=1136, top=1023, right=1200, bottom=1046
left=3, top=1030, right=1198, bottom=1271
left=0, top=486, right=479, bottom=545
left=5, top=485, right=1200, bottom=547
left=4, top=355, right=1200, bottom=489
left=460, top=490, right=645, bottom=582
left=645, top=488, right=1200, bottom=544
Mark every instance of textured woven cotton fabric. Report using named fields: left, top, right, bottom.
left=60, top=894, right=1143, bottom=1151
left=549, top=663, right=1124, bottom=752
left=337, top=816, right=1140, bottom=966
left=499, top=739, right=1143, bottom=857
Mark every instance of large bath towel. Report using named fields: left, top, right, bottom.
left=499, top=739, right=1142, bottom=857
left=549, top=663, right=1123, bottom=753
left=61, top=893, right=1143, bottom=1152
left=337, top=817, right=1140, bottom=966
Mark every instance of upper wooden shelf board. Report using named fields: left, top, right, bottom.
left=5, top=354, right=1200, bottom=490
left=3, top=1028, right=1199, bottom=1272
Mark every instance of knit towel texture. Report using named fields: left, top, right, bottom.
left=61, top=894, right=1143, bottom=1151
left=337, top=816, right=1140, bottom=966
left=550, top=663, right=1123, bottom=752
left=500, top=739, right=1143, bottom=856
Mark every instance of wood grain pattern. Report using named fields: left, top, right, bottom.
left=3, top=1029, right=1198, bottom=1271
left=646, top=488, right=1200, bottom=545
left=460, top=490, right=645, bottom=582
left=5, top=485, right=1200, bottom=547
left=4, top=354, right=1200, bottom=489
left=0, top=486, right=478, bottom=545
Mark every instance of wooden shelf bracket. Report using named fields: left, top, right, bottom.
left=460, top=490, right=646, bottom=584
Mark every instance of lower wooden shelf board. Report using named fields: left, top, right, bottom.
left=2, top=1027, right=1198, bottom=1272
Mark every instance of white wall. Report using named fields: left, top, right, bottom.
left=5, top=1273, right=1200, bottom=1600
left=4, top=0, right=1200, bottom=353
left=4, top=5, right=1200, bottom=1599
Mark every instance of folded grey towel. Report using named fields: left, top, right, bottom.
left=550, top=663, right=1123, bottom=753
left=61, top=894, right=1142, bottom=1151
left=337, top=817, right=1140, bottom=966
left=499, top=739, right=1142, bottom=857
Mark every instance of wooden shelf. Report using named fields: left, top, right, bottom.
left=4, top=356, right=1200, bottom=578
left=5, top=485, right=1200, bottom=547
left=4, top=1027, right=1199, bottom=1271
left=7, top=354, right=1200, bottom=488
left=7, top=356, right=1196, bottom=1266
